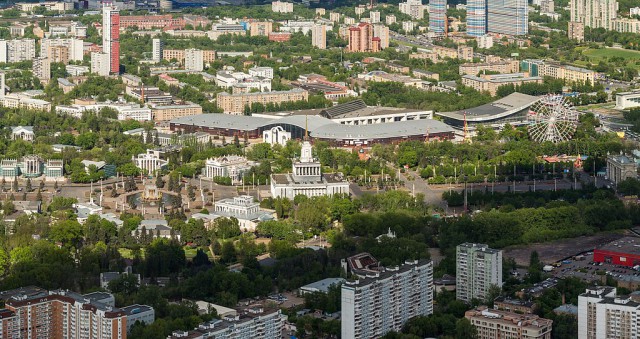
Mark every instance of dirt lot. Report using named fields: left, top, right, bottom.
left=504, top=232, right=627, bottom=266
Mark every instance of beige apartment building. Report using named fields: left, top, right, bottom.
left=465, top=306, right=553, bottom=339
left=216, top=89, right=308, bottom=114
left=150, top=101, right=202, bottom=121
left=162, top=49, right=215, bottom=64
left=459, top=60, right=520, bottom=75
left=462, top=73, right=543, bottom=96
left=250, top=21, right=273, bottom=36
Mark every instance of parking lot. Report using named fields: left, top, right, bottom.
left=550, top=252, right=640, bottom=284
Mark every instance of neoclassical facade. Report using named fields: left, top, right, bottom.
left=133, top=150, right=168, bottom=175
left=203, top=156, right=254, bottom=184
left=270, top=140, right=349, bottom=199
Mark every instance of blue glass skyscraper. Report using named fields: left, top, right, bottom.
left=429, top=0, right=447, bottom=34
left=466, top=0, right=487, bottom=36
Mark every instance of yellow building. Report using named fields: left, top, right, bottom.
left=250, top=22, right=273, bottom=37
left=150, top=101, right=202, bottom=121
left=465, top=306, right=553, bottom=339
left=216, top=89, right=308, bottom=114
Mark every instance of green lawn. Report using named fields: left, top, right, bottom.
left=118, top=248, right=144, bottom=259
left=582, top=47, right=640, bottom=69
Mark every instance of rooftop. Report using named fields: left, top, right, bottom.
left=300, top=278, right=346, bottom=293
left=436, top=92, right=539, bottom=122
left=596, top=236, right=640, bottom=255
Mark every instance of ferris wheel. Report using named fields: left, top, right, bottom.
left=527, top=95, right=579, bottom=143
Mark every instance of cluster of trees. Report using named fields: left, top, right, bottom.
left=362, top=81, right=494, bottom=112
left=243, top=95, right=332, bottom=115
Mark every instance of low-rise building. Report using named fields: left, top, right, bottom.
left=132, top=220, right=181, bottom=241
left=606, top=154, right=637, bottom=185
left=216, top=89, right=308, bottom=115
left=521, top=59, right=597, bottom=84
left=465, top=306, right=552, bottom=339
left=149, top=101, right=203, bottom=121
left=462, top=73, right=543, bottom=96
left=56, top=102, right=152, bottom=121
left=299, top=278, right=345, bottom=295
left=213, top=195, right=275, bottom=232
left=494, top=296, right=536, bottom=314
left=168, top=308, right=287, bottom=338
left=271, top=140, right=348, bottom=199
left=132, top=150, right=169, bottom=174
left=11, top=126, right=34, bottom=142
left=203, top=156, right=254, bottom=183
left=122, top=304, right=155, bottom=333
left=459, top=60, right=520, bottom=75
left=616, top=91, right=640, bottom=110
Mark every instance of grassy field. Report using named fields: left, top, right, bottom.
left=581, top=47, right=640, bottom=69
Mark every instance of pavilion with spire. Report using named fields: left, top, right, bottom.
left=270, top=115, right=349, bottom=199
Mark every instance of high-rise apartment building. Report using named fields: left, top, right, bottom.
left=341, top=260, right=434, bottom=339
left=429, top=0, right=447, bottom=34
left=373, top=24, right=390, bottom=49
left=91, top=52, right=111, bottom=76
left=370, top=11, right=381, bottom=23
left=184, top=48, right=204, bottom=71
left=250, top=22, right=273, bottom=36
left=102, top=3, right=120, bottom=74
left=40, top=38, right=84, bottom=64
left=0, top=39, right=36, bottom=63
left=33, top=57, right=51, bottom=82
left=467, top=0, right=488, bottom=36
left=399, top=0, right=426, bottom=19
left=152, top=38, right=163, bottom=62
left=312, top=24, right=327, bottom=49
left=0, top=287, right=153, bottom=339
left=578, top=286, right=640, bottom=339
left=487, top=0, right=528, bottom=35
left=347, top=22, right=381, bottom=53
left=272, top=0, right=294, bottom=12
left=467, top=0, right=528, bottom=36
left=456, top=243, right=503, bottom=303
left=570, top=0, right=618, bottom=29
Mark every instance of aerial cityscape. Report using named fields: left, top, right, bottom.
left=0, top=0, right=637, bottom=338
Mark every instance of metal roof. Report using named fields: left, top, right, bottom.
left=436, top=92, right=539, bottom=122
left=312, top=118, right=454, bottom=140
left=172, top=112, right=454, bottom=140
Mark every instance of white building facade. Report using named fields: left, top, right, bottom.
left=270, top=140, right=349, bottom=199
left=341, top=260, right=434, bottom=339
left=456, top=243, right=503, bottom=303
left=132, top=150, right=169, bottom=174
left=203, top=156, right=254, bottom=184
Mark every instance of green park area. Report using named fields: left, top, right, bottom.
left=580, top=47, right=640, bottom=69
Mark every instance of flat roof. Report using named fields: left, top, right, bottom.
left=300, top=278, right=346, bottom=293
left=596, top=236, right=640, bottom=255
left=343, top=260, right=432, bottom=288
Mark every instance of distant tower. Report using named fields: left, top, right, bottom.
left=102, top=2, right=120, bottom=74
left=0, top=72, right=5, bottom=98
left=152, top=38, right=163, bottom=63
